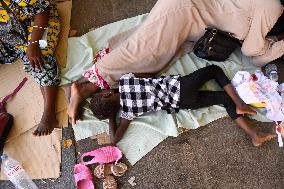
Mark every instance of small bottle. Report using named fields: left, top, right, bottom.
left=265, top=64, right=278, bottom=82
left=1, top=154, right=38, bottom=189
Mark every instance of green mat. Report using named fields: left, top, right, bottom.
left=62, top=14, right=270, bottom=165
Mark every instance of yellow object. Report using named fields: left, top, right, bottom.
left=249, top=102, right=267, bottom=108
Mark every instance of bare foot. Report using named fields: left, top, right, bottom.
left=251, top=132, right=276, bottom=147
left=68, top=82, right=84, bottom=125
left=63, top=78, right=91, bottom=103
left=67, top=80, right=100, bottom=125
left=236, top=104, right=257, bottom=115
left=33, top=111, right=57, bottom=136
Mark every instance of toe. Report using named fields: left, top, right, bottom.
left=33, top=129, right=38, bottom=136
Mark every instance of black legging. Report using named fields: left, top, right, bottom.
left=179, top=65, right=240, bottom=120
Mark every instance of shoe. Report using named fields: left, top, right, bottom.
left=74, top=164, right=95, bottom=189
left=80, top=146, right=122, bottom=165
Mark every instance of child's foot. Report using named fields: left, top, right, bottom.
left=236, top=104, right=257, bottom=115
left=68, top=82, right=84, bottom=125
left=251, top=132, right=276, bottom=147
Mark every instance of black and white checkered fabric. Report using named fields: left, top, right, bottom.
left=119, top=73, right=181, bottom=120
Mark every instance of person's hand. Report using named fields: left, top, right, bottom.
left=26, top=43, right=43, bottom=72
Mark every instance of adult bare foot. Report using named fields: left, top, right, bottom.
left=68, top=82, right=84, bottom=125
left=251, top=132, right=276, bottom=147
left=236, top=104, right=257, bottom=115
left=33, top=111, right=58, bottom=136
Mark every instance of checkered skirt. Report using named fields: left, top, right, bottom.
left=119, top=73, right=181, bottom=120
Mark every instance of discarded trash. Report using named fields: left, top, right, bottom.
left=63, top=139, right=73, bottom=148
left=276, top=124, right=283, bottom=147
left=128, top=176, right=137, bottom=186
left=265, top=64, right=278, bottom=82
left=1, top=154, right=39, bottom=189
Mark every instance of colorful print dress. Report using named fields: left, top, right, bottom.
left=0, top=0, right=60, bottom=86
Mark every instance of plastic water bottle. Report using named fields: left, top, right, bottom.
left=265, top=64, right=278, bottom=81
left=1, top=154, right=38, bottom=189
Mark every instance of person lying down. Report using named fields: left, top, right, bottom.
left=90, top=65, right=275, bottom=146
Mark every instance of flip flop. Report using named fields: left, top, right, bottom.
left=103, top=176, right=117, bottom=189
left=81, top=146, right=122, bottom=165
left=74, top=164, right=95, bottom=189
left=111, top=162, right=128, bottom=177
left=93, top=162, right=128, bottom=178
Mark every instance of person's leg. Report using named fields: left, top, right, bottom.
left=223, top=84, right=256, bottom=115
left=68, top=81, right=100, bottom=125
left=63, top=77, right=89, bottom=103
left=33, top=85, right=58, bottom=136
left=181, top=90, right=275, bottom=146
left=180, top=65, right=256, bottom=115
left=23, top=54, right=61, bottom=136
left=234, top=117, right=275, bottom=147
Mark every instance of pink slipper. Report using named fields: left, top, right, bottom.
left=80, top=146, right=122, bottom=165
left=74, top=164, right=95, bottom=189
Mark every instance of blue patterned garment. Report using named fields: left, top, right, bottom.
left=0, top=0, right=60, bottom=86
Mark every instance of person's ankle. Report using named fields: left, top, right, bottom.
left=43, top=108, right=56, bottom=117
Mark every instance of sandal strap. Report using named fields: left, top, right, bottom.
left=111, top=163, right=127, bottom=177
left=103, top=176, right=117, bottom=189
left=74, top=170, right=93, bottom=184
left=94, top=164, right=105, bottom=178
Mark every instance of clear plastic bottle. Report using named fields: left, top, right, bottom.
left=265, top=64, right=278, bottom=82
left=1, top=154, right=38, bottom=189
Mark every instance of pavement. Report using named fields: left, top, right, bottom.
left=1, top=0, right=284, bottom=188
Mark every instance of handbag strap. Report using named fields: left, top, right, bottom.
left=0, top=0, right=28, bottom=37
left=0, top=77, right=28, bottom=113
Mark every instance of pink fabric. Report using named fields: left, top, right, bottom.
left=93, top=0, right=284, bottom=89
left=83, top=48, right=110, bottom=89
left=74, top=164, right=95, bottom=189
left=80, top=146, right=122, bottom=165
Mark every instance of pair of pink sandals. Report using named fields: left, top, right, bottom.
left=74, top=146, right=122, bottom=189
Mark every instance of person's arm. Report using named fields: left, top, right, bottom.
left=109, top=114, right=118, bottom=143
left=113, top=118, right=132, bottom=144
left=26, top=9, right=49, bottom=71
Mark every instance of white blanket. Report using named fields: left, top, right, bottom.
left=62, top=14, right=271, bottom=165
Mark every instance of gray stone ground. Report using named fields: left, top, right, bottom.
left=1, top=0, right=284, bottom=188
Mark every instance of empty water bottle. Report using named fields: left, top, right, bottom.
left=1, top=154, right=38, bottom=189
left=265, top=64, right=278, bottom=81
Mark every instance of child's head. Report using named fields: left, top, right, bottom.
left=90, top=89, right=120, bottom=120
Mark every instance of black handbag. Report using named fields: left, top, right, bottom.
left=193, top=28, right=241, bottom=61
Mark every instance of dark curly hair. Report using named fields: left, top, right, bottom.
left=90, top=93, right=115, bottom=120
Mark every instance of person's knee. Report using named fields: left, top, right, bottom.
left=208, top=65, right=223, bottom=74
